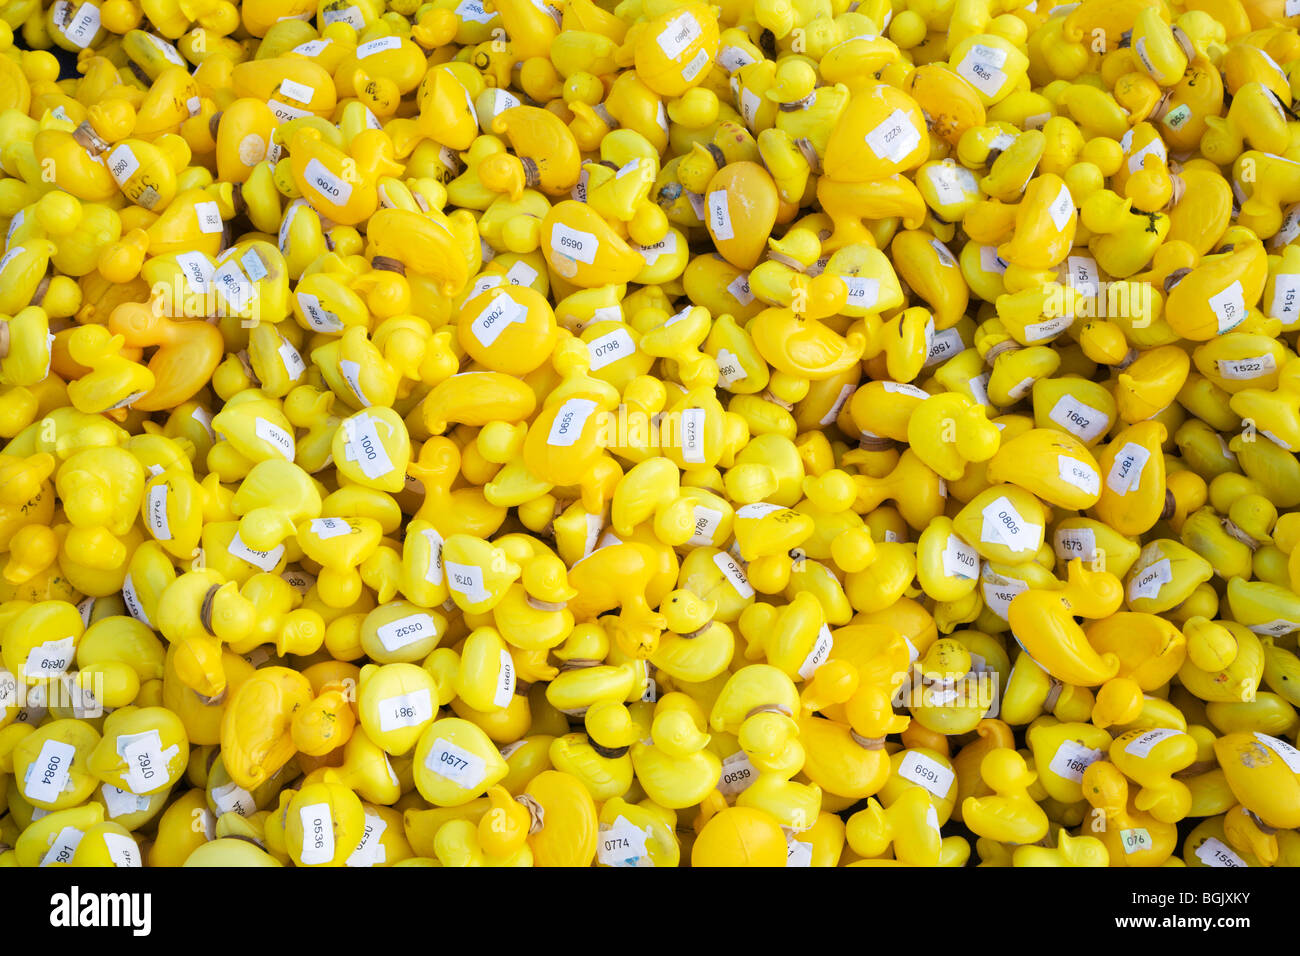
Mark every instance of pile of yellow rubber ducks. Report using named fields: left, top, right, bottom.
left=1, top=0, right=1300, bottom=868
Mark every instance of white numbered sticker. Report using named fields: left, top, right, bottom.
left=311, top=517, right=350, bottom=539
left=40, top=827, right=84, bottom=866
left=1271, top=274, right=1300, bottom=321
left=865, top=108, right=921, bottom=162
left=1124, top=727, right=1184, bottom=758
left=1210, top=280, right=1246, bottom=333
left=426, top=738, right=487, bottom=790
left=1047, top=183, right=1074, bottom=231
left=844, top=275, right=880, bottom=309
left=421, top=528, right=444, bottom=585
left=726, top=272, right=753, bottom=305
left=378, top=687, right=434, bottom=732
left=63, top=2, right=100, bottom=47
left=925, top=327, right=965, bottom=367
left=471, top=292, right=527, bottom=347
left=551, top=224, right=598, bottom=264
left=956, top=42, right=1007, bottom=96
left=718, top=749, right=758, bottom=796
left=680, top=408, right=706, bottom=463
left=504, top=259, right=538, bottom=287
left=716, top=348, right=748, bottom=388
left=102, top=783, right=151, bottom=819
left=145, top=483, right=171, bottom=540
left=1128, top=557, right=1172, bottom=602
left=107, top=144, right=140, bottom=185
left=597, top=816, right=650, bottom=867
left=713, top=552, right=754, bottom=598
left=1048, top=740, right=1103, bottom=783
left=1106, top=442, right=1149, bottom=493
left=587, top=328, right=637, bottom=370
left=1217, top=355, right=1276, bottom=380
left=346, top=812, right=389, bottom=867
left=942, top=534, right=979, bottom=579
left=298, top=802, right=336, bottom=864
left=657, top=11, right=701, bottom=59
left=194, top=201, right=223, bottom=234
left=25, top=636, right=74, bottom=679
left=376, top=613, right=436, bottom=652
left=1049, top=394, right=1108, bottom=443
left=708, top=190, right=734, bottom=240
left=494, top=648, right=516, bottom=707
left=1255, top=732, right=1300, bottom=772
left=117, top=729, right=176, bottom=794
left=255, top=417, right=295, bottom=461
left=897, top=750, right=954, bottom=798
left=24, top=739, right=75, bottom=803
left=1054, top=527, right=1097, bottom=563
left=1120, top=828, right=1152, bottom=855
left=547, top=397, right=598, bottom=447
left=981, top=568, right=1027, bottom=620
left=278, top=338, right=306, bottom=380
left=689, top=506, right=723, bottom=546
left=798, top=625, right=834, bottom=680
left=980, top=496, right=1041, bottom=551
left=635, top=232, right=677, bottom=266
left=279, top=79, right=315, bottom=104
left=1195, top=837, right=1246, bottom=868
left=211, top=780, right=257, bottom=817
left=305, top=158, right=353, bottom=206
left=344, top=415, right=394, bottom=480
left=446, top=561, right=491, bottom=604
left=356, top=36, right=402, bottom=58
left=1057, top=457, right=1100, bottom=496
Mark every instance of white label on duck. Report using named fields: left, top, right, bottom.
left=547, top=397, right=598, bottom=447
left=378, top=687, right=434, bottom=732
left=929, top=238, right=957, bottom=267
left=1048, top=393, right=1108, bottom=443
left=211, top=780, right=257, bottom=817
left=681, top=48, right=710, bottom=81
left=23, top=739, right=75, bottom=804
left=718, top=749, right=757, bottom=796
left=1047, top=183, right=1075, bottom=231
left=1217, top=354, right=1276, bottom=380
left=344, top=415, right=394, bottom=479
left=1127, top=557, right=1171, bottom=602
left=194, top=201, right=223, bottom=234
left=1123, top=727, right=1184, bottom=758
left=255, top=418, right=295, bottom=461
left=421, top=528, right=445, bottom=584
left=942, top=534, right=979, bottom=579
left=707, top=190, right=735, bottom=240
left=980, top=496, right=1041, bottom=551
left=456, top=0, right=495, bottom=21
left=1195, top=837, right=1246, bottom=868
left=305, top=158, right=353, bottom=206
left=107, top=144, right=139, bottom=185
left=980, top=568, right=1026, bottom=620
left=979, top=244, right=1008, bottom=275
left=145, top=483, right=171, bottom=540
left=278, top=338, right=306, bottom=380
left=1048, top=740, right=1103, bottom=782
left=376, top=613, right=436, bottom=652
left=24, top=636, right=75, bottom=679
left=102, top=783, right=150, bottom=819
left=298, top=802, right=336, bottom=864
left=176, top=252, right=213, bottom=294
left=228, top=531, right=285, bottom=571
left=213, top=259, right=255, bottom=311
left=1054, top=526, right=1096, bottom=563
left=505, top=259, right=538, bottom=287
left=657, top=12, right=701, bottom=60
left=587, top=328, right=637, bottom=370
left=426, top=738, right=487, bottom=790
left=598, top=816, right=650, bottom=867
left=726, top=272, right=753, bottom=305
left=715, top=348, right=747, bottom=388
left=1106, top=442, right=1149, bottom=493
left=864, top=109, right=920, bottom=162
left=1271, top=274, right=1300, bottom=320
left=64, top=3, right=100, bottom=47
left=311, top=517, right=350, bottom=539
left=1025, top=313, right=1073, bottom=343
left=897, top=750, right=954, bottom=798
left=356, top=35, right=402, bottom=58
left=494, top=649, right=516, bottom=707
left=346, top=812, right=388, bottom=867
left=1120, top=827, right=1152, bottom=854
left=1247, top=618, right=1300, bottom=635
left=40, top=826, right=84, bottom=866
left=1209, top=280, right=1246, bottom=333
left=635, top=232, right=677, bottom=265
left=843, top=275, right=880, bottom=309
left=688, top=505, right=723, bottom=546
left=551, top=224, right=598, bottom=264
left=956, top=43, right=1007, bottom=96
left=446, top=561, right=491, bottom=604
left=121, top=572, right=153, bottom=628
left=680, top=407, right=706, bottom=463
left=117, top=729, right=177, bottom=794
left=798, top=625, right=834, bottom=680
left=292, top=39, right=331, bottom=56
left=929, top=162, right=977, bottom=204
left=713, top=551, right=754, bottom=598
left=1057, top=457, right=1100, bottom=496
left=1255, top=732, right=1300, bottom=772
left=472, top=292, right=527, bottom=347
left=820, top=383, right=854, bottom=425
left=925, top=327, right=965, bottom=367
